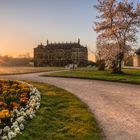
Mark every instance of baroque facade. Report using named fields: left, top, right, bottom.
left=34, top=39, right=88, bottom=67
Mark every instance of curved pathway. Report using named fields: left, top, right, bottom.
left=1, top=71, right=140, bottom=140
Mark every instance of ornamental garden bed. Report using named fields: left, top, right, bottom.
left=0, top=80, right=41, bottom=140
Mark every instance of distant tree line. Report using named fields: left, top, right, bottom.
left=0, top=55, right=33, bottom=66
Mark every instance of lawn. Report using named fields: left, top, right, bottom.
left=42, top=68, right=140, bottom=85
left=0, top=66, right=63, bottom=75
left=14, top=82, right=101, bottom=140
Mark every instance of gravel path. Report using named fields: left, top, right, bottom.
left=1, top=71, right=140, bottom=140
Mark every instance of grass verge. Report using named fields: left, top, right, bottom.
left=14, top=82, right=101, bottom=140
left=0, top=66, right=63, bottom=75
left=42, top=68, right=140, bottom=85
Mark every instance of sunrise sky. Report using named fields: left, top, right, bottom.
left=0, top=0, right=140, bottom=60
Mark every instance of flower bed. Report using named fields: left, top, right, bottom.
left=0, top=80, right=41, bottom=140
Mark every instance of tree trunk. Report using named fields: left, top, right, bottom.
left=112, top=60, right=119, bottom=73
left=112, top=67, right=119, bottom=73
left=112, top=60, right=122, bottom=74
left=118, top=51, right=123, bottom=74
left=118, top=60, right=122, bottom=73
left=112, top=51, right=123, bottom=74
left=97, top=60, right=105, bottom=70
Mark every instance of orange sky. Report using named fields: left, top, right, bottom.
left=89, top=54, right=96, bottom=61
left=0, top=16, right=96, bottom=61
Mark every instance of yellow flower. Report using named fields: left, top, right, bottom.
left=9, top=89, right=15, bottom=93
left=0, top=110, right=11, bottom=118
left=0, top=112, right=5, bottom=119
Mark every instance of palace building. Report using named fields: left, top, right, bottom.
left=34, top=39, right=88, bottom=67
left=133, top=49, right=140, bottom=67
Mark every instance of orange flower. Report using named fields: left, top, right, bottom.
left=20, top=97, right=29, bottom=103
left=0, top=101, right=4, bottom=106
left=10, top=102, right=20, bottom=109
left=0, top=101, right=7, bottom=107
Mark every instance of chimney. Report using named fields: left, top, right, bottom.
left=47, top=40, right=49, bottom=45
left=78, top=38, right=80, bottom=44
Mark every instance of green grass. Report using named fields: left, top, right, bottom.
left=0, top=66, right=63, bottom=75
left=14, top=82, right=101, bottom=140
left=42, top=68, right=140, bottom=85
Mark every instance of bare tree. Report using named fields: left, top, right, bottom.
left=94, top=0, right=140, bottom=73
